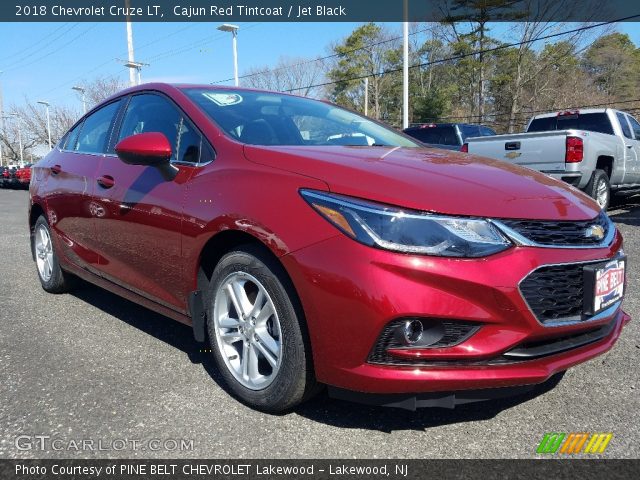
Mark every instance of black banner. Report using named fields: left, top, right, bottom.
left=2, top=0, right=640, bottom=23
left=1, top=459, right=639, bottom=480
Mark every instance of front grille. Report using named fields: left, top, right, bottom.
left=520, top=263, right=587, bottom=323
left=368, top=319, right=479, bottom=365
left=499, top=211, right=610, bottom=247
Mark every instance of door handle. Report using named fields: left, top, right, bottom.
left=97, top=175, right=115, bottom=189
left=50, top=165, right=62, bottom=175
left=626, top=144, right=633, bottom=149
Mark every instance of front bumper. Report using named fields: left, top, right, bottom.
left=282, top=232, right=630, bottom=395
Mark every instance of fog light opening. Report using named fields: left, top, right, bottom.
left=402, top=319, right=424, bottom=345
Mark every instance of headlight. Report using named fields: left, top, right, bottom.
left=300, top=190, right=511, bottom=257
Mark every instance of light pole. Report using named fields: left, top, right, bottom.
left=217, top=24, right=239, bottom=86
left=72, top=86, right=86, bottom=113
left=37, top=101, right=52, bottom=150
left=402, top=0, right=409, bottom=129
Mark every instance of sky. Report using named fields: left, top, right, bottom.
left=1, top=20, right=640, bottom=112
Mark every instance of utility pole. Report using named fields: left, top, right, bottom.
left=402, top=0, right=409, bottom=129
left=72, top=86, right=87, bottom=113
left=364, top=77, right=369, bottom=117
left=125, top=0, right=136, bottom=87
left=37, top=101, right=52, bottom=150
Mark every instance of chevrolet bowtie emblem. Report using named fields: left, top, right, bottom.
left=505, top=152, right=522, bottom=159
left=585, top=225, right=605, bottom=241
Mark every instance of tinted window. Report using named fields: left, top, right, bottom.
left=628, top=115, right=640, bottom=140
left=118, top=93, right=203, bottom=163
left=184, top=88, right=418, bottom=148
left=527, top=116, right=556, bottom=132
left=63, top=122, right=83, bottom=151
left=529, top=113, right=613, bottom=135
left=76, top=101, right=121, bottom=154
left=480, top=126, right=496, bottom=136
left=406, top=126, right=459, bottom=145
left=617, top=113, right=632, bottom=139
left=460, top=125, right=481, bottom=140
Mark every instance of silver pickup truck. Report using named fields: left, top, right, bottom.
left=465, top=109, right=640, bottom=209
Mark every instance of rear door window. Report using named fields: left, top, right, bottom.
left=63, top=122, right=83, bottom=151
left=75, top=101, right=122, bottom=154
left=616, top=112, right=633, bottom=139
left=627, top=115, right=640, bottom=140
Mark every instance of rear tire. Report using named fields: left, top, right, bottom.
left=206, top=245, right=318, bottom=412
left=584, top=169, right=611, bottom=210
left=33, top=216, right=75, bottom=293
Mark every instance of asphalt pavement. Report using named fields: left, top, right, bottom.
left=0, top=188, right=638, bottom=459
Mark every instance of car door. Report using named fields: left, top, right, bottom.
left=624, top=114, right=640, bottom=184
left=92, top=92, right=210, bottom=311
left=43, top=100, right=122, bottom=274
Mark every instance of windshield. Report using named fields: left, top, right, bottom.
left=183, top=88, right=419, bottom=148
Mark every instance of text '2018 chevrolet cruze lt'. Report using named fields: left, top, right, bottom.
left=29, top=84, right=630, bottom=412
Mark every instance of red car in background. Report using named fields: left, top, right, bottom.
left=14, top=164, right=32, bottom=189
left=28, top=84, right=630, bottom=412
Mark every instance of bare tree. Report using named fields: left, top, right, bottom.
left=77, top=75, right=128, bottom=109
left=241, top=56, right=326, bottom=98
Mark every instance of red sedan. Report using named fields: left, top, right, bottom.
left=15, top=164, right=32, bottom=189
left=29, top=84, right=630, bottom=412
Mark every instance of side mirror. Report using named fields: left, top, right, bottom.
left=115, top=132, right=178, bottom=181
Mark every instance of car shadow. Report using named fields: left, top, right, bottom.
left=72, top=282, right=564, bottom=431
left=609, top=195, right=640, bottom=227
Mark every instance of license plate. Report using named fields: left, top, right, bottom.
left=583, top=258, right=625, bottom=316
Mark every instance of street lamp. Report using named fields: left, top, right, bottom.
left=72, top=86, right=86, bottom=113
left=37, top=101, right=52, bottom=150
left=217, top=24, right=239, bottom=86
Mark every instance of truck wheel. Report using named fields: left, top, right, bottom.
left=585, top=169, right=610, bottom=210
left=206, top=245, right=319, bottom=412
left=33, top=216, right=76, bottom=293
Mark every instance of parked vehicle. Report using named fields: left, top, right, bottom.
left=1, top=166, right=18, bottom=188
left=29, top=84, right=630, bottom=412
left=464, top=109, right=640, bottom=209
left=404, top=123, right=496, bottom=150
left=14, top=164, right=32, bottom=189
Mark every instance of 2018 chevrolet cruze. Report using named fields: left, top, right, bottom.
left=29, top=84, right=630, bottom=412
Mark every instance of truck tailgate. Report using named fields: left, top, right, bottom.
left=466, top=131, right=568, bottom=172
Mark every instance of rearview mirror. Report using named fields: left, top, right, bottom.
left=115, top=132, right=178, bottom=181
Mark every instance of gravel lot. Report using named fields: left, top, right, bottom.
left=0, top=188, right=638, bottom=459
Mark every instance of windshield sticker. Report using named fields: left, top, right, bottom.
left=203, top=92, right=243, bottom=106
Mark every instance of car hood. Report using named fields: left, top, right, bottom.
left=243, top=145, right=600, bottom=220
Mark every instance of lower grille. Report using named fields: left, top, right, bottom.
left=519, top=263, right=586, bottom=323
left=503, top=318, right=616, bottom=359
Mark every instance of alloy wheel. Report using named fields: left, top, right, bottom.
left=213, top=272, right=282, bottom=390
left=596, top=178, right=609, bottom=209
left=35, top=224, right=54, bottom=282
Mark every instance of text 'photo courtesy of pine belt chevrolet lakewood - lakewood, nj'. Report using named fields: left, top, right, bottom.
left=28, top=83, right=630, bottom=412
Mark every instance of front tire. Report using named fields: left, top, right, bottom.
left=584, top=169, right=611, bottom=210
left=206, top=245, right=318, bottom=412
left=33, top=216, right=75, bottom=293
